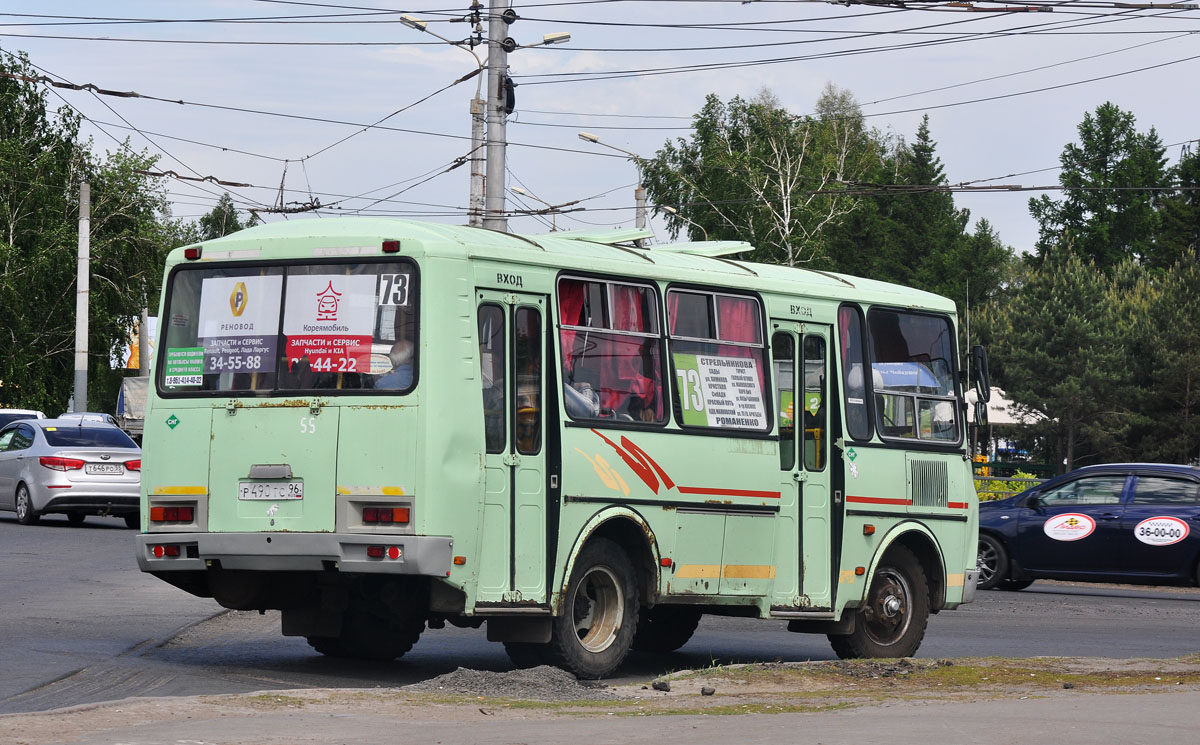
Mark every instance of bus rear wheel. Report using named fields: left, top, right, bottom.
left=633, top=606, right=702, bottom=653
left=828, top=546, right=929, bottom=659
left=545, top=538, right=638, bottom=679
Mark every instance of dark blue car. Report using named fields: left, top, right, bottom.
left=977, top=463, right=1200, bottom=590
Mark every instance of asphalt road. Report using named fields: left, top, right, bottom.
left=3, top=515, right=1200, bottom=714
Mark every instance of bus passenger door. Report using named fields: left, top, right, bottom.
left=477, top=292, right=548, bottom=604
left=772, top=325, right=833, bottom=610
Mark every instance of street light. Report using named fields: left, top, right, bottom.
left=577, top=132, right=646, bottom=230
left=661, top=206, right=708, bottom=242
left=400, top=15, right=487, bottom=227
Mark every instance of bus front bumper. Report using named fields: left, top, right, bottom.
left=135, top=532, right=453, bottom=576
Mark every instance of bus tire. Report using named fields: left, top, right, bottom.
left=545, top=537, right=638, bottom=679
left=503, top=642, right=549, bottom=669
left=976, top=534, right=1008, bottom=591
left=632, top=606, right=702, bottom=653
left=828, top=545, right=929, bottom=660
left=305, top=636, right=350, bottom=658
left=339, top=607, right=425, bottom=661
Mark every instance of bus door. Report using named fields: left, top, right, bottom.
left=772, top=324, right=833, bottom=609
left=476, top=292, right=548, bottom=604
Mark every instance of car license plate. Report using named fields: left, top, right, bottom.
left=85, top=463, right=123, bottom=475
left=238, top=480, right=303, bottom=500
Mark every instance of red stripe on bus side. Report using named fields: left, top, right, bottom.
left=677, top=486, right=782, bottom=499
left=948, top=501, right=969, bottom=509
left=846, top=495, right=909, bottom=506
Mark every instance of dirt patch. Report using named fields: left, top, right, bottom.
left=6, top=656, right=1200, bottom=744
left=404, top=665, right=618, bottom=701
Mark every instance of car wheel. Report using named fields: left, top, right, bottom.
left=67, top=512, right=86, bottom=525
left=544, top=537, right=638, bottom=679
left=14, top=484, right=39, bottom=526
left=124, top=513, right=140, bottom=530
left=999, top=579, right=1034, bottom=591
left=976, top=534, right=1008, bottom=591
left=828, top=545, right=929, bottom=660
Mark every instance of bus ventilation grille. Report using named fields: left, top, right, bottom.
left=910, top=460, right=948, bottom=508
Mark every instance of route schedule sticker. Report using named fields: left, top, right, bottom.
left=674, top=353, right=766, bottom=430
left=197, top=275, right=282, bottom=374
left=1043, top=512, right=1096, bottom=542
left=283, top=274, right=376, bottom=373
left=1134, top=516, right=1189, bottom=546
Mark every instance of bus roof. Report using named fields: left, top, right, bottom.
left=170, top=217, right=957, bottom=314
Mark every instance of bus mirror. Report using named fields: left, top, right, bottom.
left=972, top=345, right=991, bottom=403
left=974, top=400, right=988, bottom=428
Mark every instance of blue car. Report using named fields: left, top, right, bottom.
left=977, top=463, right=1200, bottom=590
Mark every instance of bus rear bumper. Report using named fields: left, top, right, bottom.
left=135, top=532, right=453, bottom=576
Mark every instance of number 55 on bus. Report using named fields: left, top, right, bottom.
left=135, top=219, right=987, bottom=678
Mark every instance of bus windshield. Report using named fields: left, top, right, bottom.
left=157, top=260, right=418, bottom=395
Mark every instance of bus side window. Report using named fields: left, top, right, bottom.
left=838, top=305, right=871, bottom=441
left=514, top=307, right=541, bottom=455
left=558, top=277, right=665, bottom=424
left=772, top=332, right=796, bottom=471
left=803, top=335, right=826, bottom=471
left=478, top=305, right=506, bottom=454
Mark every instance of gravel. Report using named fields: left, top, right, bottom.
left=404, top=666, right=619, bottom=701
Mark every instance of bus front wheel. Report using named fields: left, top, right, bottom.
left=828, top=546, right=929, bottom=659
left=546, top=537, right=638, bottom=679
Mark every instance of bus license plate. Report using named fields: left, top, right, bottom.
left=86, top=463, right=123, bottom=475
left=238, top=480, right=304, bottom=501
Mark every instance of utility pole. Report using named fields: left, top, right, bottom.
left=469, top=97, right=486, bottom=227
left=73, top=182, right=90, bottom=413
left=578, top=132, right=646, bottom=230
left=483, top=0, right=509, bottom=232
left=138, top=307, right=150, bottom=377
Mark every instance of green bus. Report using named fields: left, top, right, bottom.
left=135, top=218, right=984, bottom=678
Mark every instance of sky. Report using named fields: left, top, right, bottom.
left=3, top=0, right=1198, bottom=255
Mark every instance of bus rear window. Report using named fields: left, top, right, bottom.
left=157, top=260, right=418, bottom=395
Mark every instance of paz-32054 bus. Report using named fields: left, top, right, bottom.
left=135, top=218, right=983, bottom=678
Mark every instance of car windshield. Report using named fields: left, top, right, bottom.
left=42, top=426, right=138, bottom=448
left=157, top=260, right=418, bottom=395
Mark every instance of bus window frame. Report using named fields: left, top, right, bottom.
left=865, top=306, right=963, bottom=449
left=837, top=302, right=874, bottom=444
left=154, top=255, right=421, bottom=399
left=555, top=271, right=669, bottom=429
left=665, top=283, right=773, bottom=436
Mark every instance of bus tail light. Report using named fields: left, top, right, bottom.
left=150, top=505, right=195, bottom=523
left=184, top=246, right=202, bottom=260
left=40, top=456, right=85, bottom=471
left=366, top=545, right=403, bottom=560
left=152, top=544, right=181, bottom=558
left=363, top=506, right=410, bottom=524
left=381, top=239, right=400, bottom=253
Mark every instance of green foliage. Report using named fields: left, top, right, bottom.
left=642, top=86, right=882, bottom=267
left=974, top=471, right=1039, bottom=502
left=976, top=249, right=1132, bottom=471
left=1155, top=144, right=1200, bottom=264
left=0, top=49, right=174, bottom=413
left=1029, top=102, right=1169, bottom=269
left=198, top=192, right=258, bottom=241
